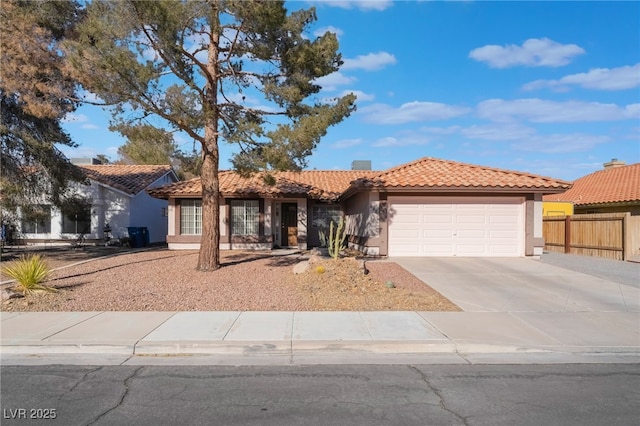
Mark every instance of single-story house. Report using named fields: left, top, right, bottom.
left=16, top=161, right=178, bottom=245
left=543, top=159, right=639, bottom=215
left=148, top=157, right=570, bottom=257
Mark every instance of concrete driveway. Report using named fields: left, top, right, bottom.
left=394, top=257, right=640, bottom=313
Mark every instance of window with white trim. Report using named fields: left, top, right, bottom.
left=180, top=199, right=202, bottom=235
left=61, top=205, right=91, bottom=234
left=230, top=200, right=259, bottom=235
left=312, top=205, right=342, bottom=228
left=21, top=205, right=52, bottom=234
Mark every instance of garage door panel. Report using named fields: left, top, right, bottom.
left=423, top=229, right=452, bottom=238
left=429, top=214, right=455, bottom=224
left=391, top=244, right=421, bottom=255
left=422, top=243, right=454, bottom=256
left=456, top=245, right=486, bottom=256
left=394, top=214, right=420, bottom=224
left=392, top=229, right=420, bottom=238
left=457, top=229, right=486, bottom=238
left=490, top=215, right=518, bottom=223
left=388, top=197, right=523, bottom=257
left=456, top=215, right=486, bottom=224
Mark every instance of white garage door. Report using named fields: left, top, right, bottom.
left=388, top=196, right=524, bottom=257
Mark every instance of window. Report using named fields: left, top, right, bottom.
left=61, top=205, right=91, bottom=234
left=180, top=200, right=202, bottom=235
left=21, top=205, right=52, bottom=234
left=231, top=200, right=259, bottom=235
left=312, top=205, right=342, bottom=228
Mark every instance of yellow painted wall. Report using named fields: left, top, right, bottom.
left=543, top=202, right=573, bottom=217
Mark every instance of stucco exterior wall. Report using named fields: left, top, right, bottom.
left=344, top=190, right=382, bottom=255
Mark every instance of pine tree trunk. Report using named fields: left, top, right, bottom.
left=197, top=143, right=220, bottom=271
left=197, top=3, right=221, bottom=271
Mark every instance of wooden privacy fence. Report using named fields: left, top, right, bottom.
left=543, top=213, right=640, bottom=261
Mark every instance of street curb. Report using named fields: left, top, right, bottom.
left=3, top=342, right=638, bottom=357
left=0, top=344, right=134, bottom=354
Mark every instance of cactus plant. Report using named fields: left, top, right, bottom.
left=328, top=217, right=347, bottom=260
left=318, top=229, right=328, bottom=247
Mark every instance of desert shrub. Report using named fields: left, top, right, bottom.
left=2, top=254, right=56, bottom=295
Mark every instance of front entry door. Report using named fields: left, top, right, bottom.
left=281, top=203, right=298, bottom=247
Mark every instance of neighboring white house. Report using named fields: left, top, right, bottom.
left=15, top=160, right=178, bottom=246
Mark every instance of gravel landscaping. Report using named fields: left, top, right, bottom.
left=1, top=247, right=460, bottom=312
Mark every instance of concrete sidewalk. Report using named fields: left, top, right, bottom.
left=2, top=310, right=639, bottom=365
left=2, top=255, right=639, bottom=365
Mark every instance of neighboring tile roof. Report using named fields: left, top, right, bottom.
left=148, top=170, right=378, bottom=201
left=80, top=165, right=174, bottom=195
left=149, top=157, right=570, bottom=201
left=543, top=163, right=640, bottom=206
left=353, top=157, right=571, bottom=191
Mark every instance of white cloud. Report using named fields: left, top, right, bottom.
left=477, top=98, right=640, bottom=123
left=511, top=133, right=610, bottom=153
left=523, top=63, right=640, bottom=91
left=419, top=126, right=461, bottom=135
left=331, top=138, right=363, bottom=149
left=341, top=90, right=375, bottom=102
left=313, top=0, right=393, bottom=11
left=469, top=38, right=585, bottom=68
left=461, top=123, right=536, bottom=141
left=360, top=101, right=471, bottom=124
left=81, top=124, right=100, bottom=130
left=342, top=51, right=397, bottom=71
left=314, top=25, right=344, bottom=39
left=314, top=72, right=357, bottom=91
left=372, top=135, right=432, bottom=147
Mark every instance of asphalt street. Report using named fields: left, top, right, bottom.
left=2, top=364, right=639, bottom=426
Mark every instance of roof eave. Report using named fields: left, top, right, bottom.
left=574, top=200, right=640, bottom=208
left=362, top=185, right=570, bottom=193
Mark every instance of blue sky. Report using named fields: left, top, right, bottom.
left=61, top=0, right=640, bottom=181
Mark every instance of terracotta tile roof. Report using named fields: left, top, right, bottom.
left=543, top=163, right=640, bottom=206
left=355, top=157, right=571, bottom=191
left=80, top=165, right=174, bottom=195
left=148, top=170, right=378, bottom=201
left=149, top=158, right=571, bottom=200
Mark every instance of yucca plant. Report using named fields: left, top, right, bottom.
left=2, top=254, right=56, bottom=295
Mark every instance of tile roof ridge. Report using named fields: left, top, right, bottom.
left=379, top=156, right=571, bottom=184
left=376, top=156, right=432, bottom=175
left=80, top=164, right=173, bottom=173
left=579, top=162, right=639, bottom=178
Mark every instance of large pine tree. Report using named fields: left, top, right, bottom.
left=65, top=0, right=355, bottom=271
left=1, top=0, right=86, bottom=221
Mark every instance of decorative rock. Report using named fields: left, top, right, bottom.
left=1, top=288, right=24, bottom=301
left=293, top=260, right=310, bottom=275
left=310, top=247, right=329, bottom=257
